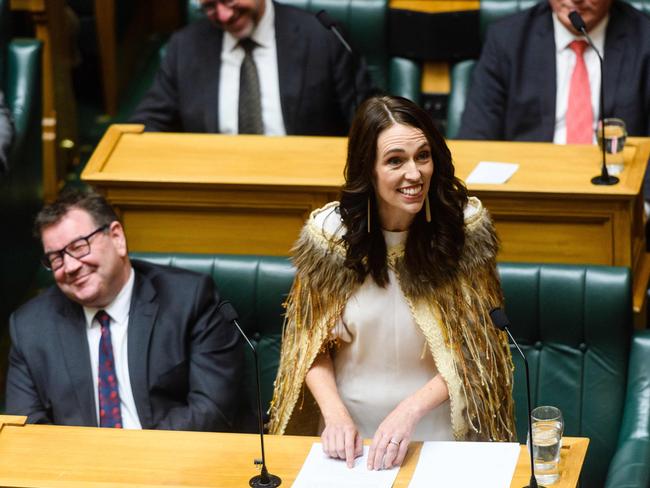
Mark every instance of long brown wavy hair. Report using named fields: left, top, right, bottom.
left=339, top=95, right=468, bottom=287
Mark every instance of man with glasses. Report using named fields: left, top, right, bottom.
left=130, top=0, right=372, bottom=136
left=5, top=188, right=243, bottom=431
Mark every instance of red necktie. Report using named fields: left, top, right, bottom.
left=96, top=310, right=123, bottom=428
left=566, top=40, right=593, bottom=144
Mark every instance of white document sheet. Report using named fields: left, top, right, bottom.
left=408, top=441, right=520, bottom=488
left=466, top=161, right=519, bottom=184
left=292, top=443, right=400, bottom=488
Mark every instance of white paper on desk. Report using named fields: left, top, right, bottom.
left=466, top=161, right=519, bottom=184
left=292, top=443, right=400, bottom=488
left=408, top=441, right=520, bottom=488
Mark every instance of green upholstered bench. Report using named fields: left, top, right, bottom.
left=17, top=254, right=650, bottom=487
left=0, top=0, right=43, bottom=405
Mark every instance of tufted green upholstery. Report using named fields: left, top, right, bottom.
left=499, top=263, right=650, bottom=487
left=446, top=0, right=649, bottom=139
left=186, top=0, right=421, bottom=102
left=0, top=0, right=43, bottom=405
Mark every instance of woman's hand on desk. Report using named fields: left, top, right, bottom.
left=321, top=411, right=364, bottom=468
left=305, top=350, right=363, bottom=468
left=367, top=374, right=450, bottom=470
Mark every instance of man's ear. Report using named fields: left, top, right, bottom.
left=109, top=221, right=128, bottom=257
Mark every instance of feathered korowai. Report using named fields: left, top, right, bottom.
left=268, top=197, right=516, bottom=441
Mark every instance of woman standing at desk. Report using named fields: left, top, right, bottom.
left=269, top=95, right=516, bottom=470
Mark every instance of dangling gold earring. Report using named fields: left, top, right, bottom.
left=425, top=193, right=431, bottom=223
left=367, top=197, right=371, bottom=233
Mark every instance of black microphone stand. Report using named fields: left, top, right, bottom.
left=568, top=11, right=618, bottom=186
left=490, top=309, right=541, bottom=488
left=221, top=302, right=281, bottom=487
left=315, top=9, right=361, bottom=116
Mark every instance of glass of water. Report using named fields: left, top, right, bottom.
left=596, top=118, right=627, bottom=175
left=530, top=406, right=563, bottom=485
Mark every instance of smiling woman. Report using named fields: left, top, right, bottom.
left=269, top=95, right=517, bottom=471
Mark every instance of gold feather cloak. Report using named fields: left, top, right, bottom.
left=268, top=197, right=516, bottom=442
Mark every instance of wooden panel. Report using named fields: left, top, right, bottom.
left=390, top=0, right=480, bottom=13
left=421, top=61, right=450, bottom=94
left=494, top=215, right=613, bottom=265
left=124, top=207, right=310, bottom=255
left=0, top=419, right=587, bottom=487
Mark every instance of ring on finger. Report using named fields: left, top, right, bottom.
left=389, top=439, right=400, bottom=447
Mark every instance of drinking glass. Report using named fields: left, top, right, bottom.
left=530, top=405, right=564, bottom=485
left=596, top=118, right=627, bottom=175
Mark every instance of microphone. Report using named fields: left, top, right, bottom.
left=490, top=308, right=541, bottom=488
left=316, top=10, right=353, bottom=54
left=315, top=9, right=361, bottom=118
left=220, top=301, right=281, bottom=487
left=568, top=10, right=619, bottom=186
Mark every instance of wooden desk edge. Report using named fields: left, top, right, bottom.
left=0, top=415, right=27, bottom=431
left=83, top=124, right=144, bottom=179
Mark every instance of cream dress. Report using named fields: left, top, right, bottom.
left=314, top=206, right=455, bottom=441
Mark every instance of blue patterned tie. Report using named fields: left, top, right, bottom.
left=95, top=310, right=123, bottom=428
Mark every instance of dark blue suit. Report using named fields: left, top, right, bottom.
left=5, top=260, right=243, bottom=431
left=459, top=0, right=650, bottom=141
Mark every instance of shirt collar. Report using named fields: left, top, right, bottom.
left=553, top=12, right=609, bottom=53
left=224, top=0, right=275, bottom=52
left=83, top=267, right=135, bottom=328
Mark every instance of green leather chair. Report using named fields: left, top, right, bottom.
left=0, top=0, right=43, bottom=404
left=446, top=0, right=649, bottom=139
left=120, top=254, right=649, bottom=487
left=499, top=263, right=649, bottom=487
left=186, top=0, right=422, bottom=102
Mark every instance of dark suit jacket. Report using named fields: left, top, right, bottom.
left=129, top=2, right=372, bottom=136
left=5, top=260, right=243, bottom=431
left=458, top=0, right=650, bottom=141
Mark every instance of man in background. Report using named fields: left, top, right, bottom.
left=458, top=0, right=650, bottom=142
left=6, top=188, right=242, bottom=430
left=130, top=0, right=372, bottom=136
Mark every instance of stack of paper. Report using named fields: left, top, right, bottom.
left=292, top=443, right=400, bottom=488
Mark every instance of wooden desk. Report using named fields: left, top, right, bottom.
left=82, top=126, right=650, bottom=323
left=0, top=415, right=588, bottom=487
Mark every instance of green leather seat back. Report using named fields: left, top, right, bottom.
left=0, top=0, right=43, bottom=406
left=479, top=0, right=539, bottom=41
left=446, top=59, right=475, bottom=139
left=129, top=252, right=294, bottom=425
left=499, top=263, right=631, bottom=488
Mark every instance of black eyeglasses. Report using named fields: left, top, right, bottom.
left=41, top=224, right=109, bottom=271
left=200, top=0, right=238, bottom=15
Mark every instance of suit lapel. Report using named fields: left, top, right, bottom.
left=602, top=6, right=626, bottom=118
left=203, top=25, right=224, bottom=133
left=275, top=3, right=306, bottom=134
left=533, top=9, right=557, bottom=141
left=55, top=300, right=97, bottom=427
left=127, top=270, right=158, bottom=429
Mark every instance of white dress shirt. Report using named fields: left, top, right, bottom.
left=218, top=0, right=286, bottom=135
left=83, top=269, right=142, bottom=429
left=553, top=14, right=609, bottom=144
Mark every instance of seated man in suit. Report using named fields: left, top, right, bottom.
left=0, top=90, right=13, bottom=176
left=458, top=0, right=650, bottom=142
left=5, top=188, right=243, bottom=430
left=130, top=0, right=373, bottom=136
